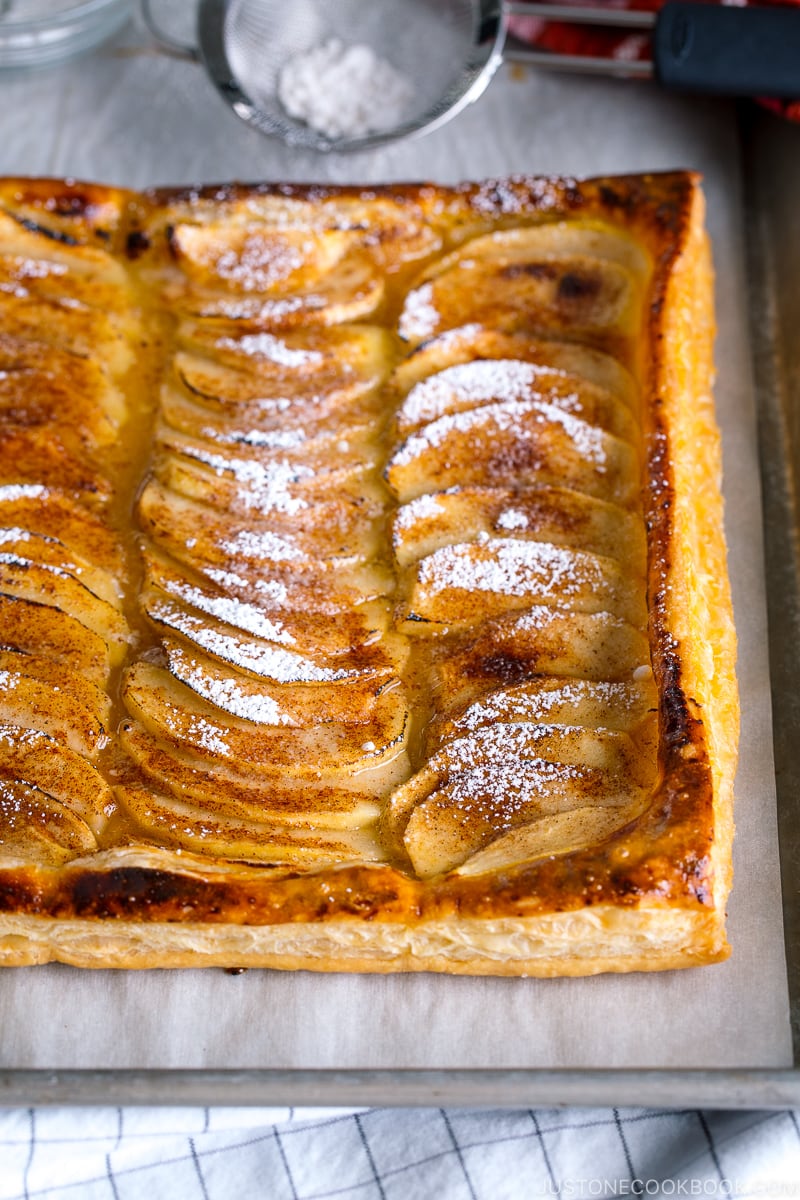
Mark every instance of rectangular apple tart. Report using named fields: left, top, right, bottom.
left=0, top=171, right=738, bottom=975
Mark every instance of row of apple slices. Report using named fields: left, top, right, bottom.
left=0, top=507, right=128, bottom=865
left=382, top=225, right=654, bottom=877
left=151, top=191, right=444, bottom=329
left=120, top=320, right=410, bottom=865
left=0, top=211, right=139, bottom=865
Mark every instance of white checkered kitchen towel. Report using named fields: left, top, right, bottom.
left=2, top=1106, right=800, bottom=1200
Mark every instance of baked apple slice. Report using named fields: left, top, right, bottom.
left=123, top=662, right=410, bottom=792
left=0, top=528, right=121, bottom=608
left=392, top=325, right=637, bottom=406
left=387, top=722, right=651, bottom=875
left=0, top=333, right=125, bottom=445
left=384, top=399, right=639, bottom=506
left=162, top=636, right=401, bottom=728
left=394, top=358, right=637, bottom=443
left=116, top=781, right=384, bottom=866
left=0, top=485, right=122, bottom=574
left=137, top=479, right=383, bottom=574
left=0, top=650, right=108, bottom=757
left=431, top=608, right=651, bottom=698
left=119, top=722, right=382, bottom=825
left=0, top=427, right=111, bottom=504
left=454, top=805, right=639, bottom=877
left=0, top=556, right=129, bottom=661
left=175, top=322, right=390, bottom=411
left=429, top=675, right=657, bottom=746
left=0, top=724, right=112, bottom=831
left=0, top=779, right=97, bottom=866
left=165, top=223, right=384, bottom=326
left=391, top=485, right=646, bottom=574
left=0, top=594, right=111, bottom=687
left=399, top=538, right=647, bottom=631
left=160, top=386, right=385, bottom=447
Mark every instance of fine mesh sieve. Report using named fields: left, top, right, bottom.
left=143, top=1, right=800, bottom=153
left=215, top=0, right=499, bottom=151
left=145, top=0, right=505, bottom=152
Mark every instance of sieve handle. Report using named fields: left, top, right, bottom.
left=653, top=2, right=800, bottom=99
left=505, top=2, right=800, bottom=97
left=141, top=0, right=199, bottom=62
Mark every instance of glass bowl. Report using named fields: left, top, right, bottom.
left=0, top=0, right=133, bottom=70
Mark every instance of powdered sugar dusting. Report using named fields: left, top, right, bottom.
left=0, top=484, right=48, bottom=502
left=202, top=569, right=290, bottom=606
left=218, top=529, right=304, bottom=563
left=398, top=282, right=439, bottom=342
left=391, top=398, right=607, bottom=470
left=158, top=581, right=295, bottom=643
left=393, top=493, right=445, bottom=533
left=496, top=508, right=529, bottom=531
left=399, top=359, right=573, bottom=429
left=449, top=680, right=645, bottom=734
left=8, top=257, right=68, bottom=280
left=432, top=722, right=591, bottom=774
left=166, top=648, right=295, bottom=726
left=149, top=597, right=350, bottom=682
left=182, top=715, right=231, bottom=757
left=441, top=760, right=598, bottom=823
left=177, top=447, right=311, bottom=515
left=213, top=237, right=304, bottom=293
left=218, top=333, right=324, bottom=366
left=0, top=528, right=32, bottom=546
left=417, top=539, right=603, bottom=600
left=278, top=39, right=415, bottom=140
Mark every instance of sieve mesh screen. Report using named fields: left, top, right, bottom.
left=199, top=0, right=502, bottom=151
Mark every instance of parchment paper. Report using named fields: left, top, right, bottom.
left=0, top=12, right=790, bottom=1070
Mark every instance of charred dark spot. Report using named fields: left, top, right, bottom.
left=655, top=201, right=680, bottom=232
left=69, top=867, right=213, bottom=918
left=51, top=194, right=91, bottom=217
left=165, top=224, right=178, bottom=258
left=599, top=184, right=624, bottom=209
left=557, top=271, right=601, bottom=301
left=0, top=874, right=44, bottom=913
left=225, top=967, right=248, bottom=975
left=474, top=653, right=530, bottom=684
left=126, top=230, right=150, bottom=259
left=4, top=210, right=79, bottom=246
left=660, top=648, right=695, bottom=749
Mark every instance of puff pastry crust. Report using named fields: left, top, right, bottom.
left=0, top=172, right=738, bottom=975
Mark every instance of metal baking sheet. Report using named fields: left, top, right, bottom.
left=740, top=105, right=800, bottom=1071
left=0, top=12, right=798, bottom=1107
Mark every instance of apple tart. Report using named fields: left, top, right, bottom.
left=0, top=172, right=738, bottom=974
